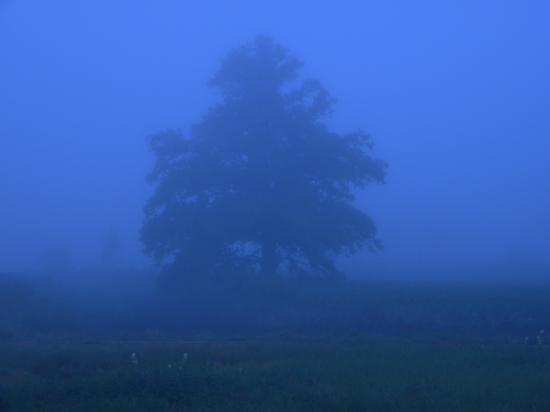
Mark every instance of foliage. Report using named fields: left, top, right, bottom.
left=141, top=36, right=386, bottom=281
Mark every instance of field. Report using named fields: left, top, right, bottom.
left=1, top=275, right=550, bottom=411
left=1, top=336, right=549, bottom=411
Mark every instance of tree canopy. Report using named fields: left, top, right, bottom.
left=141, top=36, right=387, bottom=282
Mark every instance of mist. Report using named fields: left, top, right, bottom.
left=2, top=2, right=550, bottom=410
left=1, top=1, right=547, bottom=278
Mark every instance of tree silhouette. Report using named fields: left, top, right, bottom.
left=141, top=36, right=386, bottom=282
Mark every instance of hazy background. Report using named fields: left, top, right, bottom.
left=1, top=0, right=549, bottom=277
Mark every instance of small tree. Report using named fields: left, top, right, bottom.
left=142, top=36, right=386, bottom=281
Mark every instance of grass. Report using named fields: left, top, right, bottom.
left=1, top=336, right=549, bottom=411
left=2, top=274, right=550, bottom=410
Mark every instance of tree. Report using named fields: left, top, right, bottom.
left=141, top=36, right=387, bottom=282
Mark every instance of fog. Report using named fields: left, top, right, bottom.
left=1, top=0, right=549, bottom=277
left=3, top=5, right=550, bottom=409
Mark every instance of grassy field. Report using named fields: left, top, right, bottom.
left=2, top=274, right=550, bottom=410
left=1, top=336, right=549, bottom=411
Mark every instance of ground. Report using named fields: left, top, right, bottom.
left=1, top=336, right=549, bottom=411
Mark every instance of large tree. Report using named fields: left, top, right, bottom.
left=142, top=36, right=387, bottom=281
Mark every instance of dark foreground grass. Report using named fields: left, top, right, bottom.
left=1, top=336, right=549, bottom=411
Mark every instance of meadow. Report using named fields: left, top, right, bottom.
left=1, top=273, right=550, bottom=411
left=1, top=336, right=549, bottom=411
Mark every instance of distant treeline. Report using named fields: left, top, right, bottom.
left=1, top=271, right=550, bottom=341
